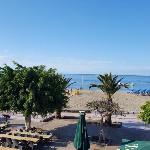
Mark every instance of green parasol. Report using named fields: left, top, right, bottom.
left=120, top=139, right=150, bottom=150
left=74, top=111, right=90, bottom=150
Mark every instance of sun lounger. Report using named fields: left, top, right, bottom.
left=133, top=89, right=141, bottom=95
left=140, top=89, right=147, bottom=96
left=146, top=90, right=150, bottom=96
left=127, top=89, right=134, bottom=94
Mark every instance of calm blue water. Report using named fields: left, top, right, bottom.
left=64, top=74, right=150, bottom=92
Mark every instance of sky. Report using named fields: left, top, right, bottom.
left=0, top=0, right=150, bottom=75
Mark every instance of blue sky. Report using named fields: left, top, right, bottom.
left=0, top=0, right=150, bottom=75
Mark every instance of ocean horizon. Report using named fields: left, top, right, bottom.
left=64, top=74, right=150, bottom=92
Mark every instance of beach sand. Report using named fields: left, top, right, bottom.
left=7, top=90, right=150, bottom=149
left=68, top=90, right=150, bottom=112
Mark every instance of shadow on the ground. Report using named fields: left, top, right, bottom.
left=61, top=116, right=79, bottom=119
left=101, top=122, right=150, bottom=146
left=7, top=118, right=150, bottom=149
left=8, top=123, right=25, bottom=128
left=50, top=123, right=77, bottom=141
left=49, top=121, right=100, bottom=149
left=49, top=120, right=150, bottom=148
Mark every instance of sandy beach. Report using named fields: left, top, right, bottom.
left=68, top=90, right=150, bottom=112
left=5, top=90, right=150, bottom=149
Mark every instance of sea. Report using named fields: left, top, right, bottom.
left=64, top=74, right=150, bottom=92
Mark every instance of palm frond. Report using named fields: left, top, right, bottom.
left=89, top=83, right=100, bottom=90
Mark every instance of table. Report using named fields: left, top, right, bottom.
left=12, top=131, right=53, bottom=140
left=0, top=146, right=18, bottom=150
left=0, top=134, right=39, bottom=143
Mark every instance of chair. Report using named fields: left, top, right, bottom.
left=5, top=138, right=12, bottom=147
left=30, top=127, right=36, bottom=133
left=20, top=140, right=31, bottom=149
left=21, top=134, right=25, bottom=137
left=28, top=141, right=37, bottom=150
left=12, top=139, right=20, bottom=148
left=34, top=135, right=39, bottom=138
left=20, top=140, right=28, bottom=146
left=1, top=126, right=6, bottom=131
left=16, top=133, right=21, bottom=136
left=0, top=127, right=4, bottom=133
left=19, top=145, right=30, bottom=150
left=19, top=129, right=23, bottom=132
left=39, top=136, right=43, bottom=141
left=24, top=134, right=28, bottom=137
left=27, top=134, right=32, bottom=137
left=37, top=136, right=44, bottom=149
left=0, top=137, right=6, bottom=146
left=26, top=128, right=30, bottom=132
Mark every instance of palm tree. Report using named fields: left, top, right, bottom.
left=89, top=73, right=125, bottom=125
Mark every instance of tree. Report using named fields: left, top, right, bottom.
left=47, top=73, right=73, bottom=119
left=89, top=73, right=126, bottom=125
left=87, top=99, right=122, bottom=125
left=0, top=62, right=71, bottom=128
left=139, top=101, right=150, bottom=124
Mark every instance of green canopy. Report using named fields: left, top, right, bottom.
left=74, top=111, right=90, bottom=150
left=120, top=139, right=150, bottom=150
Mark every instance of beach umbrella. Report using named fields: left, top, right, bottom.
left=74, top=111, right=90, bottom=150
left=120, top=139, right=150, bottom=150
